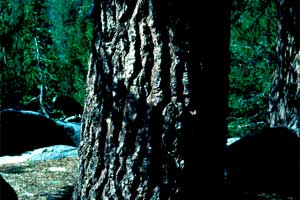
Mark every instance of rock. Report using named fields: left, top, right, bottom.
left=0, top=145, right=78, bottom=165
left=55, top=121, right=81, bottom=147
left=226, top=137, right=240, bottom=146
left=0, top=109, right=76, bottom=156
left=52, top=96, right=83, bottom=117
left=28, top=145, right=78, bottom=162
left=0, top=175, right=18, bottom=200
left=0, top=153, right=32, bottom=165
left=225, top=127, right=299, bottom=199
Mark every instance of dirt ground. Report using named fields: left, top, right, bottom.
left=0, top=157, right=78, bottom=200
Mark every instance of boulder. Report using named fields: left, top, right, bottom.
left=28, top=145, right=78, bottom=162
left=52, top=96, right=83, bottom=117
left=225, top=127, right=299, bottom=199
left=0, top=109, right=76, bottom=156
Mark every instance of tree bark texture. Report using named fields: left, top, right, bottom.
left=269, top=0, right=300, bottom=134
left=73, top=1, right=230, bottom=199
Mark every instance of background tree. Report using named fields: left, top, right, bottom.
left=73, top=0, right=230, bottom=199
left=268, top=0, right=300, bottom=134
left=1, top=0, right=48, bottom=108
left=0, top=0, right=93, bottom=111
left=228, top=0, right=277, bottom=137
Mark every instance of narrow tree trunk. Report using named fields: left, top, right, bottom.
left=73, top=1, right=230, bottom=199
left=269, top=0, right=300, bottom=134
left=34, top=36, right=49, bottom=117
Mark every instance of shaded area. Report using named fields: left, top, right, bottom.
left=0, top=109, right=74, bottom=156
left=0, top=174, right=18, bottom=200
left=225, top=127, right=299, bottom=200
left=0, top=109, right=80, bottom=156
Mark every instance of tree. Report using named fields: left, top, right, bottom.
left=269, top=0, right=300, bottom=134
left=228, top=0, right=277, bottom=137
left=0, top=0, right=92, bottom=110
left=0, top=0, right=47, bottom=108
left=72, top=0, right=230, bottom=199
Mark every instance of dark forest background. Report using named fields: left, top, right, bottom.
left=1, top=0, right=276, bottom=137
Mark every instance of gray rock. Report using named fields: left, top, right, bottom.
left=0, top=145, right=78, bottom=165
left=27, top=145, right=78, bottom=162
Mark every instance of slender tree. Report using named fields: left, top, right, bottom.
left=73, top=0, right=230, bottom=199
left=269, top=0, right=300, bottom=134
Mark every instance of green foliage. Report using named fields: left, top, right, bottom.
left=228, top=0, right=277, bottom=137
left=1, top=0, right=277, bottom=134
left=0, top=0, right=93, bottom=109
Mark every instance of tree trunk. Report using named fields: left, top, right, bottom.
left=269, top=0, right=300, bottom=134
left=73, top=1, right=230, bottom=199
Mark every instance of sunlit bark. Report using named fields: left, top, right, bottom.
left=269, top=0, right=300, bottom=134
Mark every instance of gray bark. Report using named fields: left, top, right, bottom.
left=73, top=1, right=230, bottom=199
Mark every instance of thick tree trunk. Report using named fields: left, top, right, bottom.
left=73, top=1, right=230, bottom=199
left=269, top=0, right=300, bottom=134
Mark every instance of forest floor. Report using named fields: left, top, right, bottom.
left=0, top=157, right=297, bottom=200
left=242, top=193, right=295, bottom=200
left=0, top=157, right=78, bottom=200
